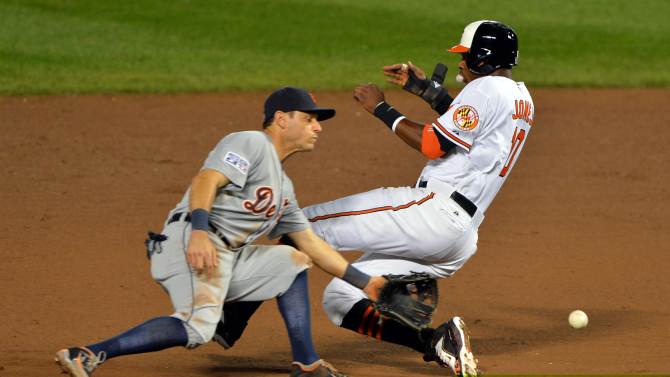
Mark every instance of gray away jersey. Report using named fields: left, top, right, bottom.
left=172, top=131, right=309, bottom=248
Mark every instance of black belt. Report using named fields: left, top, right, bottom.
left=417, top=181, right=477, bottom=217
left=167, top=212, right=233, bottom=248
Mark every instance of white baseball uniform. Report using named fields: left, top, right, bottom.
left=303, top=76, right=534, bottom=325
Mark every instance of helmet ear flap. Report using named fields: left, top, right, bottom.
left=464, top=50, right=496, bottom=76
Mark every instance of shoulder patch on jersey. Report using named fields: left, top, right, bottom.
left=452, top=105, right=479, bottom=131
left=224, top=151, right=250, bottom=174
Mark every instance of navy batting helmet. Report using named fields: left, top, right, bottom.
left=448, top=20, right=519, bottom=75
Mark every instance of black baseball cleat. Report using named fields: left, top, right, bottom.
left=212, top=300, right=263, bottom=349
left=423, top=317, right=478, bottom=376
left=212, top=318, right=234, bottom=349
left=54, top=347, right=106, bottom=377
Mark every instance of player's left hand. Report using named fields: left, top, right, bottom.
left=362, top=275, right=388, bottom=302
left=353, top=84, right=385, bottom=113
left=373, top=273, right=438, bottom=330
left=383, top=61, right=426, bottom=87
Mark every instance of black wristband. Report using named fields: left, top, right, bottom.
left=373, top=102, right=405, bottom=131
left=190, top=208, right=210, bottom=231
left=342, top=264, right=371, bottom=290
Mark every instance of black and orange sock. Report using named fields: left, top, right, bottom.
left=340, top=299, right=434, bottom=353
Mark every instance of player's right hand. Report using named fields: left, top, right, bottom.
left=187, top=230, right=219, bottom=279
left=353, top=84, right=385, bottom=113
left=383, top=61, right=426, bottom=87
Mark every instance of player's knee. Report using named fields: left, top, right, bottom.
left=182, top=321, right=208, bottom=349
left=322, top=278, right=365, bottom=326
left=172, top=308, right=220, bottom=348
left=291, top=249, right=313, bottom=268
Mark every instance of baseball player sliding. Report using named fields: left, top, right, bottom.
left=302, top=20, right=534, bottom=376
left=55, top=87, right=386, bottom=377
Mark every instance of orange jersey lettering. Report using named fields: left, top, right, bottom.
left=512, top=99, right=534, bottom=126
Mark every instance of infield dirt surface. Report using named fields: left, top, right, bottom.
left=1, top=89, right=669, bottom=376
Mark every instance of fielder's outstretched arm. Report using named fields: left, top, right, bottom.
left=287, top=228, right=386, bottom=301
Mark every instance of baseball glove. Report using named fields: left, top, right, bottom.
left=374, top=272, right=438, bottom=330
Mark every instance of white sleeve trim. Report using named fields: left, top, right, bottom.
left=391, top=116, right=406, bottom=133
left=432, top=120, right=472, bottom=151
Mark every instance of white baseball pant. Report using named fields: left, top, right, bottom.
left=303, top=181, right=483, bottom=325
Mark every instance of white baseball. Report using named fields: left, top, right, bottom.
left=401, top=63, right=408, bottom=73
left=568, top=310, right=588, bottom=329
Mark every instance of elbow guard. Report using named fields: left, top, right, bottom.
left=421, top=125, right=444, bottom=160
left=422, top=82, right=454, bottom=114
left=430, top=87, right=454, bottom=115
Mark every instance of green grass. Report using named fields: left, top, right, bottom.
left=0, top=0, right=668, bottom=94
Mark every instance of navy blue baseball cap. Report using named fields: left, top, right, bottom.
left=263, top=87, right=336, bottom=124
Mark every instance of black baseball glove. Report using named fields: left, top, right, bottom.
left=374, top=272, right=439, bottom=330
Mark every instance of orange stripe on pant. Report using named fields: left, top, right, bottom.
left=375, top=314, right=384, bottom=340
left=367, top=311, right=380, bottom=337
left=309, top=192, right=436, bottom=223
left=358, top=306, right=374, bottom=334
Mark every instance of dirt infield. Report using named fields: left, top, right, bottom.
left=1, top=88, right=669, bottom=376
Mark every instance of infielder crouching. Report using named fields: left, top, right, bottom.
left=55, top=87, right=386, bottom=377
